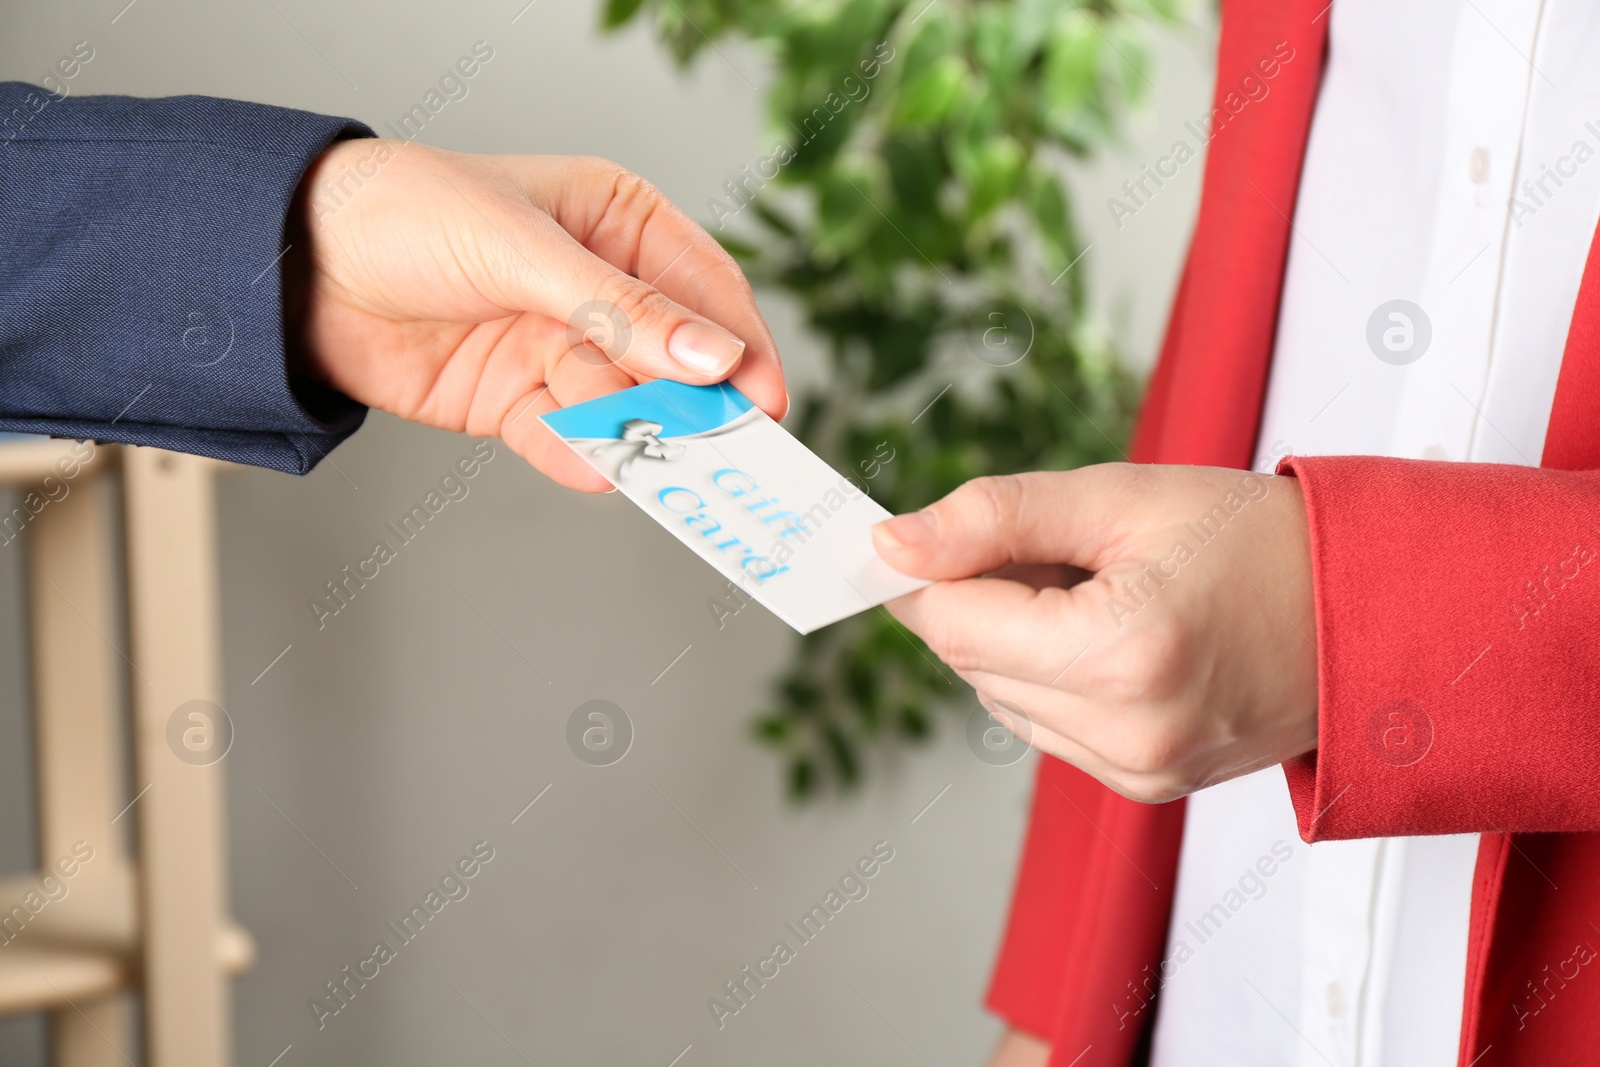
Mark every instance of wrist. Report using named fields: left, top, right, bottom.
left=282, top=137, right=374, bottom=407
left=1272, top=470, right=1321, bottom=754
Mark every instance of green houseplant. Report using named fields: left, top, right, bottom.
left=606, top=0, right=1181, bottom=798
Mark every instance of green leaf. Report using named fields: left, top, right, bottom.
left=897, top=704, right=931, bottom=740
left=971, top=6, right=1017, bottom=90
left=788, top=757, right=819, bottom=801
left=1041, top=11, right=1101, bottom=131
left=1026, top=166, right=1075, bottom=274
left=1103, top=20, right=1153, bottom=103
left=824, top=725, right=861, bottom=786
left=814, top=163, right=882, bottom=259
left=600, top=0, right=646, bottom=29
left=892, top=54, right=968, bottom=128
left=1012, top=0, right=1060, bottom=56
left=895, top=10, right=959, bottom=84
left=884, top=135, right=941, bottom=216
left=715, top=233, right=761, bottom=258
left=753, top=714, right=792, bottom=743
left=967, top=135, right=1025, bottom=221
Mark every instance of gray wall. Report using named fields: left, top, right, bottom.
left=0, top=2, right=1209, bottom=1064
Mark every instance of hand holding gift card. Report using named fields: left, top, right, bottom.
left=541, top=381, right=929, bottom=633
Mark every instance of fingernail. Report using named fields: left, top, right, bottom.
left=668, top=321, right=746, bottom=375
left=878, top=509, right=938, bottom=548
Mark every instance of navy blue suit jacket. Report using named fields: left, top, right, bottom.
left=1, top=82, right=374, bottom=474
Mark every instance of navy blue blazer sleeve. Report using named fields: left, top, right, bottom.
left=0, top=82, right=376, bottom=474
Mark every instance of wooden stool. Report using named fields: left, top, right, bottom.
left=0, top=440, right=253, bottom=1067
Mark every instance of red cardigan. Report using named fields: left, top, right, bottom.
left=985, top=2, right=1600, bottom=1064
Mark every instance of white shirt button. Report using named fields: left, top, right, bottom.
left=1422, top=443, right=1451, bottom=461
left=1326, top=980, right=1347, bottom=1018
left=1469, top=145, right=1491, bottom=184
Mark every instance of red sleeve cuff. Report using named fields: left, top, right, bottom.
left=1277, top=455, right=1600, bottom=840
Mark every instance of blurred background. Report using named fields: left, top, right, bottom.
left=0, top=0, right=1210, bottom=1063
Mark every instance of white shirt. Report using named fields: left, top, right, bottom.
left=1149, top=2, right=1600, bottom=1065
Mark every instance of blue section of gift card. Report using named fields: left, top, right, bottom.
left=540, top=380, right=755, bottom=441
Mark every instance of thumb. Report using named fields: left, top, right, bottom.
left=872, top=470, right=1126, bottom=580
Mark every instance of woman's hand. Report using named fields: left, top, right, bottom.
left=986, top=1029, right=1051, bottom=1067
left=289, top=140, right=786, bottom=491
left=874, top=464, right=1320, bottom=804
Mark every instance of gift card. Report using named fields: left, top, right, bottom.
left=541, top=381, right=930, bottom=634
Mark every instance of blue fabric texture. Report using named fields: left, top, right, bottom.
left=0, top=82, right=375, bottom=474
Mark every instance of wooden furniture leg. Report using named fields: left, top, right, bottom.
left=26, top=451, right=135, bottom=1067
left=123, top=447, right=230, bottom=1067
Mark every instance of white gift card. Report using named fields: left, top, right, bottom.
left=541, top=381, right=930, bottom=633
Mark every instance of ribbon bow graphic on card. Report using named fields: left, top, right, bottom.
left=588, top=419, right=686, bottom=479
left=586, top=409, right=763, bottom=483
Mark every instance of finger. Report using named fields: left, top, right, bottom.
left=873, top=469, right=1133, bottom=581
left=963, top=671, right=1183, bottom=801
left=448, top=315, right=616, bottom=491
left=887, top=576, right=1102, bottom=688
left=545, top=339, right=637, bottom=410
left=963, top=682, right=1123, bottom=789
left=963, top=671, right=1100, bottom=752
left=969, top=691, right=1071, bottom=762
left=513, top=158, right=786, bottom=418
left=498, top=387, right=613, bottom=493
